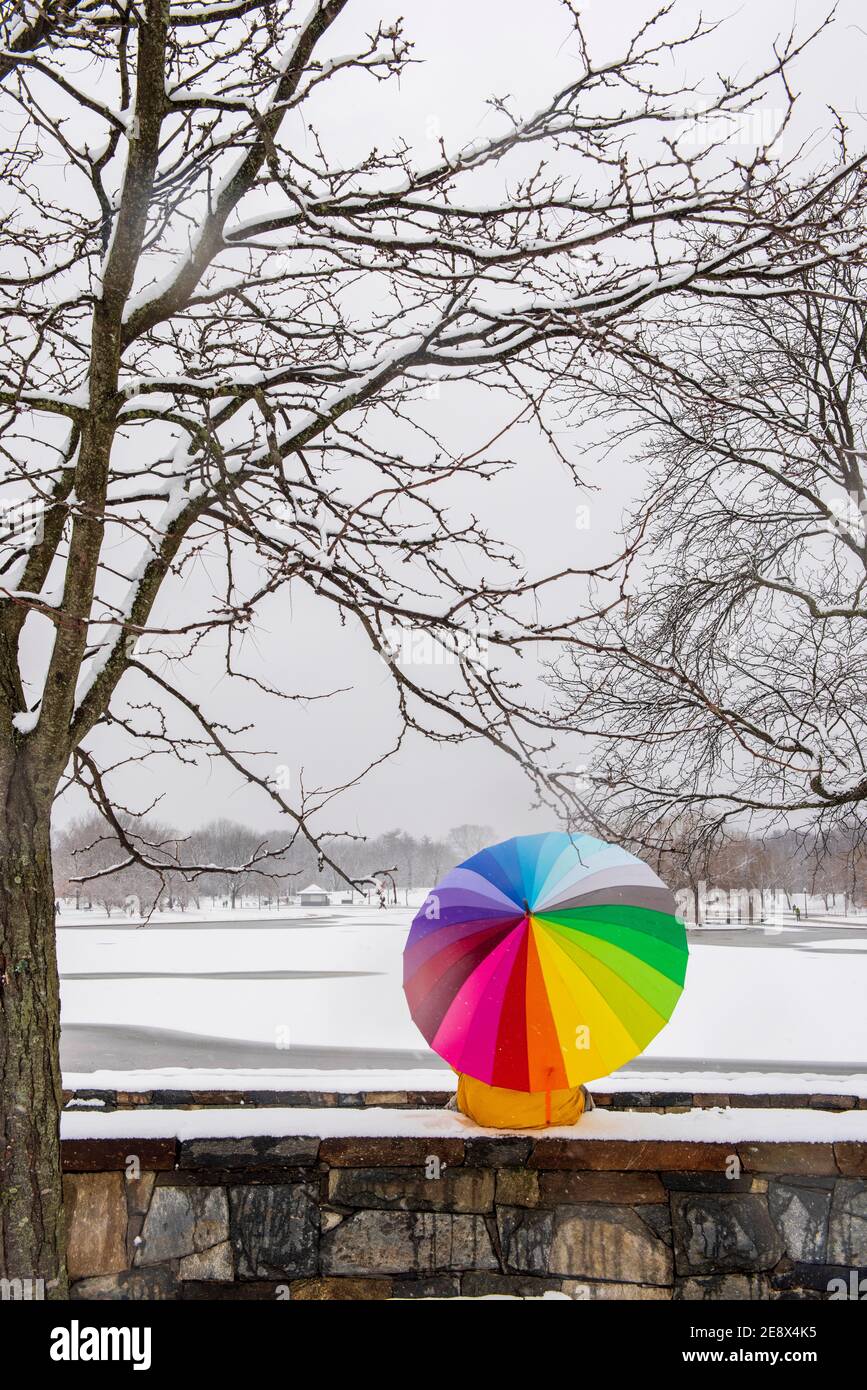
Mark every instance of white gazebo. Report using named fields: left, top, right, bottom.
left=297, top=882, right=330, bottom=906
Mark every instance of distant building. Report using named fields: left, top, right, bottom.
left=297, top=882, right=330, bottom=906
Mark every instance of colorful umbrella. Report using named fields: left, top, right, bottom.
left=403, top=831, right=688, bottom=1091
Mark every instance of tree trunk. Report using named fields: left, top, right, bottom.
left=0, top=760, right=66, bottom=1296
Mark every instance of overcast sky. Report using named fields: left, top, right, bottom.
left=50, top=0, right=867, bottom=846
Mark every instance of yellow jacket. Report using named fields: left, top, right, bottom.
left=455, top=1073, right=586, bottom=1129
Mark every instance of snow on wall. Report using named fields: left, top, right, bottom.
left=60, top=1104, right=867, bottom=1144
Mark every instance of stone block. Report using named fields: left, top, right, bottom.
left=539, top=1171, right=666, bottom=1205
left=563, top=1279, right=671, bottom=1300
left=180, top=1281, right=281, bottom=1300
left=135, top=1186, right=228, bottom=1266
left=154, top=1167, right=312, bottom=1188
left=151, top=1090, right=194, bottom=1107
left=179, top=1136, right=319, bottom=1169
left=530, top=1140, right=731, bottom=1171
left=639, top=1203, right=673, bottom=1247
left=70, top=1266, right=177, bottom=1300
left=230, top=1183, right=319, bottom=1278
left=124, top=1171, right=156, bottom=1264
left=464, top=1137, right=533, bottom=1168
left=391, top=1276, right=462, bottom=1299
left=828, top=1180, right=867, bottom=1265
left=321, top=1209, right=497, bottom=1275
left=671, top=1193, right=785, bottom=1275
left=496, top=1170, right=540, bottom=1207
left=497, top=1206, right=555, bottom=1274
left=462, top=1272, right=563, bottom=1298
left=808, top=1095, right=858, bottom=1111
left=770, top=1259, right=862, bottom=1294
left=738, top=1143, right=836, bottom=1176
left=125, top=1171, right=156, bottom=1219
left=178, top=1240, right=234, bottom=1281
left=64, top=1173, right=128, bottom=1280
left=319, top=1137, right=464, bottom=1168
left=834, top=1143, right=867, bottom=1177
left=62, top=1138, right=176, bottom=1172
left=187, top=1090, right=252, bottom=1107
left=548, top=1203, right=673, bottom=1284
left=405, top=1092, right=452, bottom=1108
left=767, top=1181, right=832, bottom=1263
left=290, top=1277, right=392, bottom=1300
left=674, top=1274, right=769, bottom=1300
left=327, top=1166, right=494, bottom=1213
left=661, top=1172, right=767, bottom=1194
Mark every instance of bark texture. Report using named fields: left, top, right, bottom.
left=0, top=758, right=65, bottom=1295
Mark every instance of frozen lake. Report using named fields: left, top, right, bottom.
left=57, top=907, right=867, bottom=1088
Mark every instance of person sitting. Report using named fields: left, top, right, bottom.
left=448, top=1073, right=594, bottom=1128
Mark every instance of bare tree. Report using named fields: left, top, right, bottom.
left=549, top=187, right=867, bottom=866
left=448, top=823, right=495, bottom=860
left=0, top=0, right=858, bottom=1289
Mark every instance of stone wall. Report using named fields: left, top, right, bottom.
left=63, top=1085, right=867, bottom=1112
left=63, top=1130, right=867, bottom=1300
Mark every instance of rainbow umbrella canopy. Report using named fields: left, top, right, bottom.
left=403, top=831, right=688, bottom=1091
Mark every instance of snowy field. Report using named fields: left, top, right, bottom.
left=58, top=906, right=867, bottom=1096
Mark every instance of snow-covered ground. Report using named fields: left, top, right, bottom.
left=58, top=906, right=867, bottom=1095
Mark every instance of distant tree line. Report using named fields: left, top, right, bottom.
left=53, top=815, right=866, bottom=919
left=52, top=818, right=496, bottom=915
left=652, top=822, right=867, bottom=922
